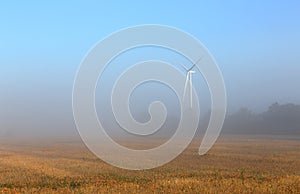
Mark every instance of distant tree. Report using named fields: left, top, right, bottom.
left=221, top=103, right=300, bottom=135
left=223, top=107, right=259, bottom=134
left=260, top=103, right=300, bottom=134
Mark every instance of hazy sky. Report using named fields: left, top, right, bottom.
left=1, top=1, right=300, bottom=135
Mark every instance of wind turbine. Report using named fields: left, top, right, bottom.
left=181, top=57, right=202, bottom=108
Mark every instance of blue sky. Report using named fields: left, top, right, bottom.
left=1, top=1, right=300, bottom=134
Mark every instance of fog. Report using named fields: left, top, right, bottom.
left=1, top=1, right=300, bottom=139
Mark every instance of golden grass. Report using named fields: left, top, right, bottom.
left=0, top=136, right=299, bottom=193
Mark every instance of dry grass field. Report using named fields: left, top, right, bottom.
left=0, top=135, right=299, bottom=193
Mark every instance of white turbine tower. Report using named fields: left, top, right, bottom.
left=181, top=58, right=202, bottom=108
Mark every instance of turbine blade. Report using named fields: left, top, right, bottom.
left=193, top=56, right=203, bottom=65
left=180, top=63, right=189, bottom=71
left=183, top=73, right=189, bottom=100
left=190, top=73, right=193, bottom=108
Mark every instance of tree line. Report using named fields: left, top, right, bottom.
left=219, top=103, right=300, bottom=135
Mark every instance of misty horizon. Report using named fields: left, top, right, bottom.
left=1, top=101, right=299, bottom=138
left=1, top=1, right=300, bottom=139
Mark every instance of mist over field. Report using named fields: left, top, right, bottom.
left=0, top=2, right=299, bottom=139
left=1, top=1, right=300, bottom=193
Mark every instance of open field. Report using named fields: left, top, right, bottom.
left=0, top=136, right=299, bottom=193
